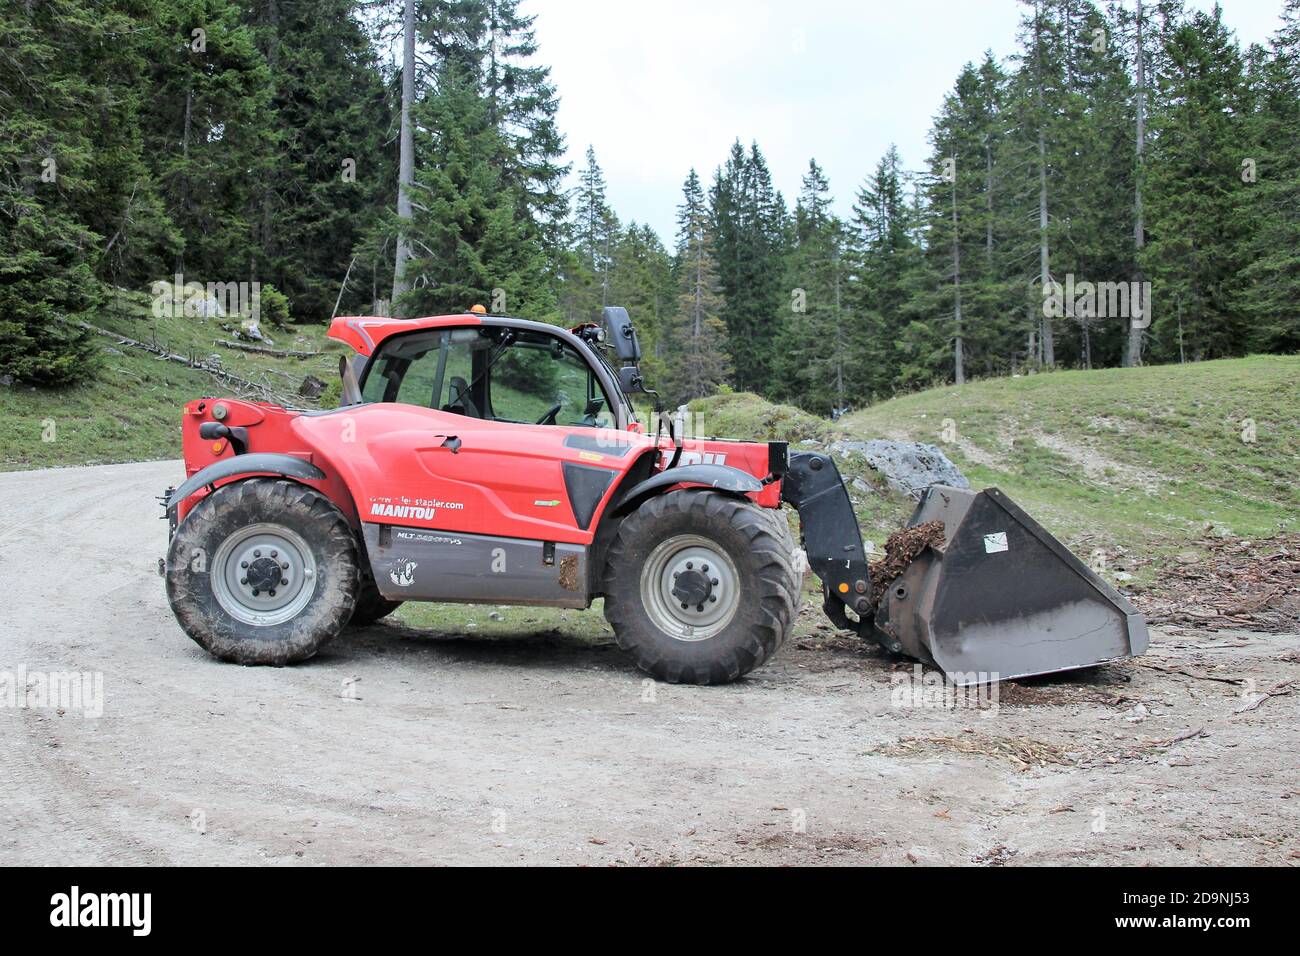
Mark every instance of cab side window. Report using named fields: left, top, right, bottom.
left=490, top=336, right=613, bottom=427
left=359, top=326, right=614, bottom=428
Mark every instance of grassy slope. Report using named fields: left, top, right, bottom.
left=845, top=355, right=1299, bottom=545
left=688, top=390, right=912, bottom=549
left=5, top=305, right=1295, bottom=573
left=0, top=290, right=338, bottom=470
left=697, top=355, right=1299, bottom=580
left=7, top=322, right=1293, bottom=629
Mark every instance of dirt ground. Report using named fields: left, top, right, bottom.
left=1, top=460, right=1296, bottom=866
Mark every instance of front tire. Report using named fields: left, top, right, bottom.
left=350, top=572, right=403, bottom=626
left=602, top=491, right=800, bottom=684
left=165, top=479, right=358, bottom=665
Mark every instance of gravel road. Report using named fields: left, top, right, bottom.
left=2, top=460, right=1296, bottom=865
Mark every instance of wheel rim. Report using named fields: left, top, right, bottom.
left=211, top=523, right=317, bottom=627
left=640, top=534, right=740, bottom=642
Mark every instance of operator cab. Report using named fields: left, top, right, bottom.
left=359, top=323, right=619, bottom=428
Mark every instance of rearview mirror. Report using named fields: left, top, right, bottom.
left=603, top=306, right=641, bottom=363
left=617, top=365, right=646, bottom=394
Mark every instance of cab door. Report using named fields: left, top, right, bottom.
left=347, top=323, right=636, bottom=546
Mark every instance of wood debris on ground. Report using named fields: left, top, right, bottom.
left=1131, top=534, right=1300, bottom=633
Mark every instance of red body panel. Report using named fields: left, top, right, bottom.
left=178, top=315, right=780, bottom=536
left=328, top=313, right=482, bottom=358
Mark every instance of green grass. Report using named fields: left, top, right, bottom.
left=0, top=289, right=338, bottom=470
left=6, top=299, right=1296, bottom=580
left=689, top=390, right=840, bottom=445
left=682, top=359, right=1300, bottom=578
left=391, top=599, right=617, bottom=642
left=842, top=356, right=1300, bottom=560
left=689, top=390, right=914, bottom=552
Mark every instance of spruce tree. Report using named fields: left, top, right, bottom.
left=1238, top=0, right=1300, bottom=352
left=246, top=0, right=393, bottom=320
left=709, top=141, right=788, bottom=392
left=0, top=0, right=141, bottom=385
left=777, top=160, right=850, bottom=413
left=607, top=223, right=674, bottom=382
left=662, top=170, right=730, bottom=404
left=141, top=0, right=274, bottom=283
left=1142, top=6, right=1252, bottom=361
left=851, top=145, right=923, bottom=394
left=397, top=60, right=552, bottom=319
left=570, top=145, right=619, bottom=316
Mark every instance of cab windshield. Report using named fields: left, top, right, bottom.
left=359, top=326, right=616, bottom=428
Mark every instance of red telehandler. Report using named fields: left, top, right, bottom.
left=163, top=307, right=1147, bottom=685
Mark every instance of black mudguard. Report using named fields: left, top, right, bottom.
left=165, top=454, right=326, bottom=512
left=612, top=463, right=763, bottom=515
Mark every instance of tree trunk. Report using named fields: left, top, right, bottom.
left=833, top=246, right=844, bottom=409
left=258, top=0, right=280, bottom=291
left=1127, top=0, right=1147, bottom=368
left=178, top=82, right=193, bottom=275
left=1177, top=300, right=1185, bottom=363
left=984, top=141, right=994, bottom=263
left=951, top=163, right=965, bottom=385
left=391, top=0, right=416, bottom=314
left=1033, top=2, right=1054, bottom=367
left=1037, top=140, right=1054, bottom=367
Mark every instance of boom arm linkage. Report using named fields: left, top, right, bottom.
left=780, top=451, right=873, bottom=636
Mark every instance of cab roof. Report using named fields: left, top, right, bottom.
left=328, top=314, right=484, bottom=357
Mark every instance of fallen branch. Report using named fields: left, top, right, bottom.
left=74, top=321, right=297, bottom=406
left=330, top=255, right=358, bottom=322
left=1133, top=660, right=1246, bottom=686
left=214, top=340, right=322, bottom=359
left=1147, top=726, right=1207, bottom=749
left=1234, top=679, right=1296, bottom=714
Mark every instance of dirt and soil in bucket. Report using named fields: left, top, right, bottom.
left=2, top=461, right=1297, bottom=866
left=868, top=521, right=945, bottom=607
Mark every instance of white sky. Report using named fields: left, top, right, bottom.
left=527, top=0, right=1287, bottom=243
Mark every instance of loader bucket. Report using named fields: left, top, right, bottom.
left=872, top=485, right=1148, bottom=685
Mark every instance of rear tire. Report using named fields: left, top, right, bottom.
left=602, top=491, right=800, bottom=684
left=165, top=479, right=358, bottom=665
left=350, top=573, right=403, bottom=626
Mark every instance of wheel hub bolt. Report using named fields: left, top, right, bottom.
left=281, top=578, right=288, bottom=586
left=269, top=589, right=277, bottom=598
left=254, top=550, right=261, bottom=558
left=241, top=561, right=248, bottom=569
